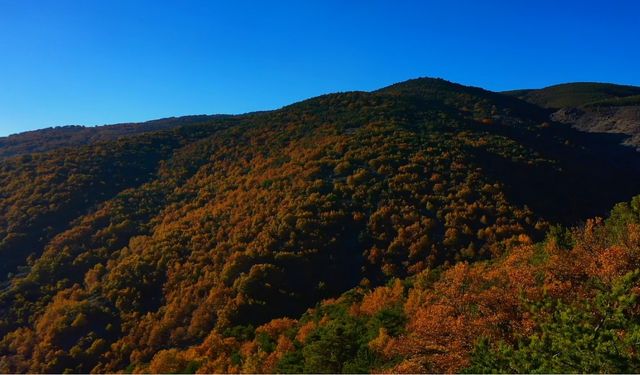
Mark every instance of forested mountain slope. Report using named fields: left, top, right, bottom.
left=0, top=115, right=225, bottom=159
left=504, top=82, right=640, bottom=109
left=505, top=82, right=640, bottom=148
left=1, top=78, right=640, bottom=373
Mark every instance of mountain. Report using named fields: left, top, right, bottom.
left=1, top=78, right=640, bottom=373
left=504, top=82, right=640, bottom=148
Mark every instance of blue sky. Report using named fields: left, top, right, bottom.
left=1, top=0, right=639, bottom=136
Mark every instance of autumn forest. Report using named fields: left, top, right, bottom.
left=2, top=78, right=640, bottom=373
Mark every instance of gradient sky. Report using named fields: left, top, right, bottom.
left=1, top=0, right=639, bottom=136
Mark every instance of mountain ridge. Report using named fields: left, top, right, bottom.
left=4, top=78, right=640, bottom=158
left=503, top=81, right=640, bottom=109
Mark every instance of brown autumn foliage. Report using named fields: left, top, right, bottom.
left=1, top=78, right=640, bottom=373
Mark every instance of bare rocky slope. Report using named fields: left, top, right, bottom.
left=551, top=105, right=640, bottom=149
left=504, top=82, right=640, bottom=148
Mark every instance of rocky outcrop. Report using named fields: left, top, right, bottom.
left=551, top=105, right=640, bottom=149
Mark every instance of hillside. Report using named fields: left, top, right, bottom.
left=504, top=82, right=640, bottom=109
left=1, top=78, right=640, bottom=373
left=504, top=82, right=640, bottom=148
left=0, top=115, right=224, bottom=159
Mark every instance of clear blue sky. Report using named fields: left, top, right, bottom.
left=1, top=0, right=639, bottom=136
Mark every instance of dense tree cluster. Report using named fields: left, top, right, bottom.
left=1, top=78, right=640, bottom=373
left=49, top=194, right=633, bottom=373
left=121, top=195, right=640, bottom=373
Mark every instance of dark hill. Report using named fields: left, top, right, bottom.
left=1, top=78, right=640, bottom=372
left=504, top=82, right=640, bottom=109
left=0, top=115, right=226, bottom=159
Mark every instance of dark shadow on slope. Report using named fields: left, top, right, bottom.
left=229, top=221, right=365, bottom=328
left=471, top=123, right=640, bottom=225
